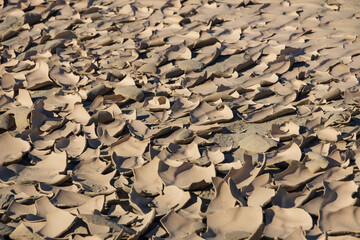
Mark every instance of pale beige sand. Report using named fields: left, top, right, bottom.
left=1, top=0, right=360, bottom=239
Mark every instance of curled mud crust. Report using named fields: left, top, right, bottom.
left=1, top=0, right=360, bottom=239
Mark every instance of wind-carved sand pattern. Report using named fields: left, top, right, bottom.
left=1, top=0, right=360, bottom=239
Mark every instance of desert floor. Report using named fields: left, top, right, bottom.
left=1, top=0, right=360, bottom=239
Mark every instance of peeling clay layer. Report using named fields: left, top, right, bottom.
left=1, top=0, right=360, bottom=239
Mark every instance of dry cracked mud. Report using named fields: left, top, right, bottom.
left=1, top=0, right=360, bottom=239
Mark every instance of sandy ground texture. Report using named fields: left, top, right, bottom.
left=1, top=0, right=360, bottom=239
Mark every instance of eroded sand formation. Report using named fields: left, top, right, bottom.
left=1, top=0, right=360, bottom=239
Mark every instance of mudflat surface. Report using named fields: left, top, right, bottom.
left=1, top=0, right=360, bottom=239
